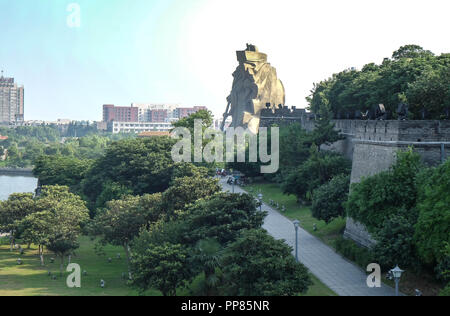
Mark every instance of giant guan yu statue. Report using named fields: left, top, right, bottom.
left=221, top=44, right=285, bottom=134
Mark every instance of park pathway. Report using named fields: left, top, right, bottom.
left=220, top=179, right=398, bottom=296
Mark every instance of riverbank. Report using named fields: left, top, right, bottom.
left=0, top=168, right=34, bottom=177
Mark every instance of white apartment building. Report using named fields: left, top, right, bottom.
left=131, top=103, right=180, bottom=122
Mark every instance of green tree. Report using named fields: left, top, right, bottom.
left=130, top=242, right=191, bottom=296
left=31, top=186, right=90, bottom=275
left=88, top=193, right=163, bottom=277
left=93, top=181, right=133, bottom=211
left=172, top=110, right=213, bottom=134
left=0, top=193, right=36, bottom=251
left=392, top=45, right=434, bottom=60
left=82, top=137, right=176, bottom=208
left=19, top=210, right=52, bottom=265
left=182, top=193, right=266, bottom=245
left=221, top=229, right=311, bottom=296
left=308, top=45, right=448, bottom=120
left=170, top=163, right=211, bottom=182
left=346, top=150, right=422, bottom=231
left=162, top=176, right=220, bottom=215
left=312, top=174, right=350, bottom=223
left=191, top=238, right=223, bottom=296
left=33, top=155, right=92, bottom=194
left=372, top=215, right=417, bottom=269
left=282, top=147, right=351, bottom=203
left=414, top=159, right=450, bottom=266
left=278, top=123, right=313, bottom=175
left=171, top=110, right=219, bottom=168
left=311, top=93, right=343, bottom=150
left=407, top=64, right=450, bottom=120
left=435, top=243, right=450, bottom=283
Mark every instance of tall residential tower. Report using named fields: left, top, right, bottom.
left=0, top=72, right=24, bottom=124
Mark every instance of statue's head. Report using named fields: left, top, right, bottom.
left=246, top=44, right=258, bottom=52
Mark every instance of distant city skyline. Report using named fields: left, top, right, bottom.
left=1, top=0, right=450, bottom=121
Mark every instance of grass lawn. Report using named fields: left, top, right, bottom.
left=302, top=274, right=337, bottom=296
left=0, top=236, right=335, bottom=296
left=246, top=182, right=346, bottom=246
left=0, top=236, right=159, bottom=296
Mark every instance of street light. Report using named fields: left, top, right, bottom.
left=257, top=193, right=263, bottom=212
left=390, top=265, right=404, bottom=296
left=293, top=220, right=300, bottom=262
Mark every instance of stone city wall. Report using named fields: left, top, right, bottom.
left=260, top=108, right=450, bottom=247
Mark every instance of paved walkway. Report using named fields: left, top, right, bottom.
left=221, top=179, right=397, bottom=296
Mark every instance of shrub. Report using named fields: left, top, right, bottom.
left=334, top=237, right=374, bottom=268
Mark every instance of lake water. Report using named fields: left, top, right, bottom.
left=0, top=176, right=38, bottom=201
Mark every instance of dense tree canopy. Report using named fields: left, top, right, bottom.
left=0, top=125, right=130, bottom=168
left=308, top=45, right=450, bottom=120
left=312, top=174, right=350, bottom=223
left=372, top=215, right=418, bottom=269
left=33, top=155, right=92, bottom=194
left=346, top=149, right=450, bottom=275
left=282, top=146, right=351, bottom=202
left=130, top=242, right=191, bottom=296
left=181, top=193, right=266, bottom=245
left=19, top=186, right=90, bottom=273
left=220, top=229, right=311, bottom=296
left=172, top=110, right=213, bottom=135
left=81, top=137, right=177, bottom=208
left=346, top=150, right=422, bottom=232
left=414, top=160, right=450, bottom=266
left=0, top=193, right=36, bottom=250
left=162, top=176, right=220, bottom=215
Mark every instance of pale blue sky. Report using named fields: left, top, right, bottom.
left=1, top=0, right=450, bottom=121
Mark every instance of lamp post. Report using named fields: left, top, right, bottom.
left=390, top=265, right=404, bottom=297
left=293, top=220, right=300, bottom=262
left=257, top=193, right=263, bottom=212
